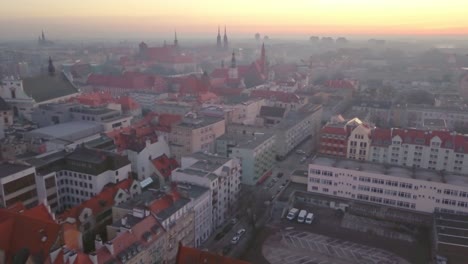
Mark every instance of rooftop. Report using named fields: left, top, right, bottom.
left=177, top=183, right=210, bottom=200
left=176, top=244, right=251, bottom=264
left=217, top=132, right=274, bottom=149
left=276, top=104, right=322, bottom=129
left=176, top=116, right=224, bottom=129
left=22, top=72, right=78, bottom=103
left=26, top=121, right=102, bottom=141
left=291, top=169, right=308, bottom=178
left=311, top=156, right=468, bottom=186
left=0, top=163, right=32, bottom=178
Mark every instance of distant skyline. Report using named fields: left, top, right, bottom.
left=1, top=0, right=468, bottom=40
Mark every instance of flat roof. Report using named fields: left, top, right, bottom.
left=27, top=121, right=102, bottom=140
left=0, top=163, right=33, bottom=178
left=291, top=169, right=308, bottom=178
left=176, top=116, right=224, bottom=129
left=311, top=156, right=468, bottom=186
left=177, top=183, right=210, bottom=199
left=217, top=132, right=274, bottom=149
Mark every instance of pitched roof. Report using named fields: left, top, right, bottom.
left=0, top=204, right=61, bottom=263
left=151, top=154, right=179, bottom=179
left=176, top=244, right=251, bottom=264
left=59, top=178, right=134, bottom=225
left=0, top=96, right=11, bottom=111
left=23, top=72, right=78, bottom=102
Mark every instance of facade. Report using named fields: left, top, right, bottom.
left=111, top=188, right=195, bottom=263
left=32, top=102, right=133, bottom=131
left=169, top=115, right=226, bottom=160
left=0, top=61, right=79, bottom=120
left=308, top=156, right=468, bottom=214
left=177, top=183, right=212, bottom=247
left=172, top=152, right=241, bottom=229
left=0, top=163, right=38, bottom=208
left=27, top=147, right=132, bottom=210
left=216, top=132, right=276, bottom=185
left=320, top=118, right=468, bottom=175
left=201, top=99, right=265, bottom=125
left=274, top=104, right=323, bottom=159
left=0, top=97, right=13, bottom=127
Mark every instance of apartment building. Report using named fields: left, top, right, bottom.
left=172, top=152, right=241, bottom=229
left=308, top=156, right=468, bottom=214
left=27, top=147, right=132, bottom=210
left=177, top=183, right=212, bottom=247
left=216, top=132, right=276, bottom=185
left=200, top=98, right=265, bottom=125
left=111, top=188, right=195, bottom=263
left=169, top=114, right=226, bottom=160
left=0, top=163, right=39, bottom=208
left=319, top=117, right=468, bottom=175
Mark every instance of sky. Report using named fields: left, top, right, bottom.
left=1, top=0, right=468, bottom=40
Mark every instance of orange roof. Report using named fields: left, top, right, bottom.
left=176, top=244, right=251, bottom=264
left=0, top=205, right=61, bottom=263
left=59, top=178, right=134, bottom=224
left=151, top=154, right=179, bottom=179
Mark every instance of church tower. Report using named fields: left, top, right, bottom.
left=216, top=26, right=222, bottom=49
left=228, top=51, right=238, bottom=79
left=174, top=30, right=178, bottom=47
left=48, top=57, right=55, bottom=76
left=223, top=26, right=229, bottom=50
left=260, top=42, right=267, bottom=75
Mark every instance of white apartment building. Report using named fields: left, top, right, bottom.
left=308, top=156, right=468, bottom=215
left=172, top=152, right=241, bottom=229
left=216, top=132, right=276, bottom=185
left=178, top=183, right=212, bottom=247
left=0, top=163, right=39, bottom=208
left=369, top=128, right=468, bottom=175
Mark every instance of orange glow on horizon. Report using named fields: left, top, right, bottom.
left=1, top=0, right=468, bottom=37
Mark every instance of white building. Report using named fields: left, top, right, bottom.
left=125, top=138, right=171, bottom=180
left=27, top=147, right=132, bottom=210
left=0, top=163, right=39, bottom=208
left=346, top=118, right=372, bottom=160
left=0, top=66, right=79, bottom=120
left=308, top=156, right=468, bottom=214
left=177, top=183, right=212, bottom=247
left=172, top=152, right=241, bottom=229
left=216, top=132, right=276, bottom=185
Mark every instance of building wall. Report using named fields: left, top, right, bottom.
left=125, top=139, right=171, bottom=180
left=191, top=189, right=212, bottom=247
left=308, top=163, right=468, bottom=214
left=346, top=125, right=371, bottom=160
left=35, top=171, right=60, bottom=211
left=0, top=166, right=38, bottom=208
left=0, top=109, right=13, bottom=127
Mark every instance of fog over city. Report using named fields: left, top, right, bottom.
left=1, top=1, right=468, bottom=264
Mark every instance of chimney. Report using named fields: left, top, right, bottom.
left=89, top=252, right=98, bottom=264
left=94, top=235, right=103, bottom=250
left=105, top=241, right=114, bottom=255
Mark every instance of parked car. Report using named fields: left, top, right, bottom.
left=231, top=218, right=238, bottom=225
left=272, top=177, right=278, bottom=182
left=296, top=149, right=306, bottom=155
left=297, top=210, right=307, bottom=223
left=300, top=157, right=307, bottom=163
left=286, top=208, right=299, bottom=221
left=305, top=213, right=314, bottom=224
left=236, top=228, right=246, bottom=237
left=277, top=172, right=284, bottom=178
left=231, top=235, right=240, bottom=244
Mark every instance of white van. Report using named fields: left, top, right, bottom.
left=286, top=208, right=299, bottom=221
left=305, top=213, right=314, bottom=224
left=297, top=210, right=307, bottom=223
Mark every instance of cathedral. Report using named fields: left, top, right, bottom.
left=216, top=26, right=229, bottom=50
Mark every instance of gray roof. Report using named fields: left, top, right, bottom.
left=26, top=121, right=103, bottom=141
left=0, top=163, right=32, bottom=178
left=0, top=97, right=11, bottom=111
left=177, top=183, right=210, bottom=199
left=259, top=106, right=286, bottom=118
left=22, top=72, right=78, bottom=103
left=217, top=132, right=274, bottom=149
left=176, top=116, right=224, bottom=129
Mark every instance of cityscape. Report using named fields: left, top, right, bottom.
left=1, top=1, right=468, bottom=264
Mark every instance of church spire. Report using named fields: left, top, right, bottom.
left=48, top=57, right=55, bottom=76
left=42, top=30, right=45, bottom=41
left=217, top=26, right=222, bottom=49
left=174, top=30, right=178, bottom=47
left=223, top=26, right=228, bottom=50
left=260, top=42, right=267, bottom=74
left=231, top=50, right=236, bottom=68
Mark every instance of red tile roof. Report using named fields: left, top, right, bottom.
left=321, top=126, right=348, bottom=135
left=176, top=244, right=251, bottom=264
left=59, top=178, right=134, bottom=225
left=116, top=96, right=141, bottom=111
left=151, top=154, right=179, bottom=179
left=0, top=204, right=61, bottom=263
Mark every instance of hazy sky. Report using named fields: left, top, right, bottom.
left=2, top=0, right=468, bottom=40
